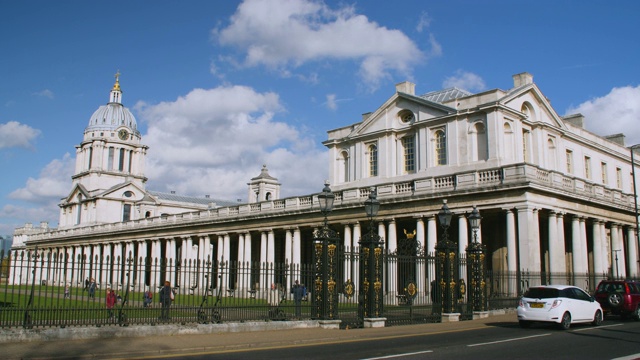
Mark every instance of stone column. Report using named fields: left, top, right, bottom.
left=627, top=226, right=639, bottom=278
left=285, top=229, right=293, bottom=263
left=260, top=231, right=268, bottom=291
left=548, top=211, right=559, bottom=276
left=592, top=221, right=603, bottom=275
left=150, top=239, right=160, bottom=289
left=458, top=215, right=468, bottom=288
left=112, top=242, right=122, bottom=289
left=343, top=224, right=352, bottom=282
left=352, top=222, right=361, bottom=286
left=556, top=213, right=567, bottom=273
left=241, top=232, right=252, bottom=293
left=505, top=209, right=517, bottom=296
left=517, top=207, right=541, bottom=274
left=426, top=215, right=437, bottom=291
left=166, top=238, right=176, bottom=287
left=387, top=219, right=397, bottom=253
left=222, top=233, right=231, bottom=290
left=416, top=217, right=426, bottom=298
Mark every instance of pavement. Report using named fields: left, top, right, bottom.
left=2, top=310, right=518, bottom=360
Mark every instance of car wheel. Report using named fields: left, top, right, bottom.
left=592, top=310, right=603, bottom=326
left=519, top=320, right=531, bottom=328
left=558, top=312, right=571, bottom=330
left=608, top=293, right=624, bottom=308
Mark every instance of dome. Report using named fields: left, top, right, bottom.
left=85, top=72, right=138, bottom=133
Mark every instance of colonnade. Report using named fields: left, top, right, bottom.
left=10, top=205, right=640, bottom=299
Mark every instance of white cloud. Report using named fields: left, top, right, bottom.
left=565, top=85, right=640, bottom=145
left=0, top=121, right=41, bottom=149
left=9, top=153, right=74, bottom=203
left=215, top=0, right=428, bottom=91
left=138, top=84, right=327, bottom=201
left=325, top=94, right=337, bottom=110
left=33, top=89, right=54, bottom=99
left=442, top=70, right=486, bottom=92
left=416, top=11, right=431, bottom=33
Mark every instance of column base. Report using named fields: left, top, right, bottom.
left=441, top=313, right=461, bottom=322
left=318, top=319, right=341, bottom=329
left=472, top=311, right=489, bottom=320
left=363, top=317, right=387, bottom=328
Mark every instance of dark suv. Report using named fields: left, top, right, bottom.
left=594, top=280, right=640, bottom=320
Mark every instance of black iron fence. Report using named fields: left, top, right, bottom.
left=0, top=248, right=607, bottom=329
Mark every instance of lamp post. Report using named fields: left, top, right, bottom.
left=312, top=182, right=339, bottom=320
left=359, top=188, right=384, bottom=322
left=466, top=206, right=486, bottom=313
left=435, top=200, right=457, bottom=314
left=630, top=144, right=640, bottom=277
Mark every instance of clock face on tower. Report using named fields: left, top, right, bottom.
left=118, top=129, right=128, bottom=140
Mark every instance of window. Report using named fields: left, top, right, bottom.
left=118, top=148, right=125, bottom=171
left=616, top=167, right=622, bottom=189
left=566, top=150, right=573, bottom=174
left=435, top=130, right=447, bottom=166
left=402, top=135, right=415, bottom=173
left=88, top=147, right=93, bottom=169
left=601, top=162, right=608, bottom=185
left=368, top=144, right=378, bottom=177
left=107, top=147, right=114, bottom=170
left=76, top=194, right=83, bottom=225
left=584, top=156, right=591, bottom=180
left=122, top=204, right=131, bottom=222
left=523, top=130, right=531, bottom=162
left=128, top=150, right=133, bottom=173
left=399, top=110, right=414, bottom=123
left=471, top=122, right=488, bottom=161
left=339, top=150, right=349, bottom=183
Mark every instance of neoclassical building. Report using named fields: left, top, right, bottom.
left=11, top=72, right=640, bottom=297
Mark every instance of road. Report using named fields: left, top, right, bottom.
left=159, top=319, right=640, bottom=360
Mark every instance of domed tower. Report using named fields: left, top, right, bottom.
left=59, top=72, right=149, bottom=227
left=248, top=165, right=281, bottom=203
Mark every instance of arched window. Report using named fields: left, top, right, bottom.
left=434, top=130, right=447, bottom=166
left=266, top=192, right=272, bottom=201
left=76, top=194, right=83, bottom=225
left=504, top=122, right=514, bottom=160
left=470, top=122, right=487, bottom=162
left=368, top=144, right=378, bottom=177
left=338, top=150, right=349, bottom=183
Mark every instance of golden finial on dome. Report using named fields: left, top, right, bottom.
left=112, top=70, right=121, bottom=91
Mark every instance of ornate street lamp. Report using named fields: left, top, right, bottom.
left=466, top=205, right=486, bottom=312
left=312, top=182, right=339, bottom=320
left=359, top=188, right=384, bottom=322
left=435, top=200, right=457, bottom=314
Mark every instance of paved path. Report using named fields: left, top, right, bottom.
left=3, top=312, right=518, bottom=360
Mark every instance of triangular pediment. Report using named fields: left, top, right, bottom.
left=60, top=184, right=91, bottom=205
left=500, top=84, right=568, bottom=131
left=98, top=181, right=149, bottom=202
left=348, top=91, right=455, bottom=139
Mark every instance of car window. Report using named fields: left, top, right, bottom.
left=629, top=283, right=640, bottom=294
left=596, top=283, right=611, bottom=293
left=571, top=288, right=591, bottom=301
left=524, top=287, right=559, bottom=299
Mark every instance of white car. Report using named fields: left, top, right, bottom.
left=517, top=285, right=603, bottom=330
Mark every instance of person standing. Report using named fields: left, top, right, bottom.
left=64, top=283, right=70, bottom=299
left=159, top=281, right=173, bottom=320
left=106, top=288, right=117, bottom=320
left=88, top=278, right=96, bottom=300
left=290, top=280, right=306, bottom=319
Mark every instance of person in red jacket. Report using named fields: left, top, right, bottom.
left=106, top=288, right=117, bottom=320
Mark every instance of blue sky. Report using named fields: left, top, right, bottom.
left=1, top=0, right=640, bottom=236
